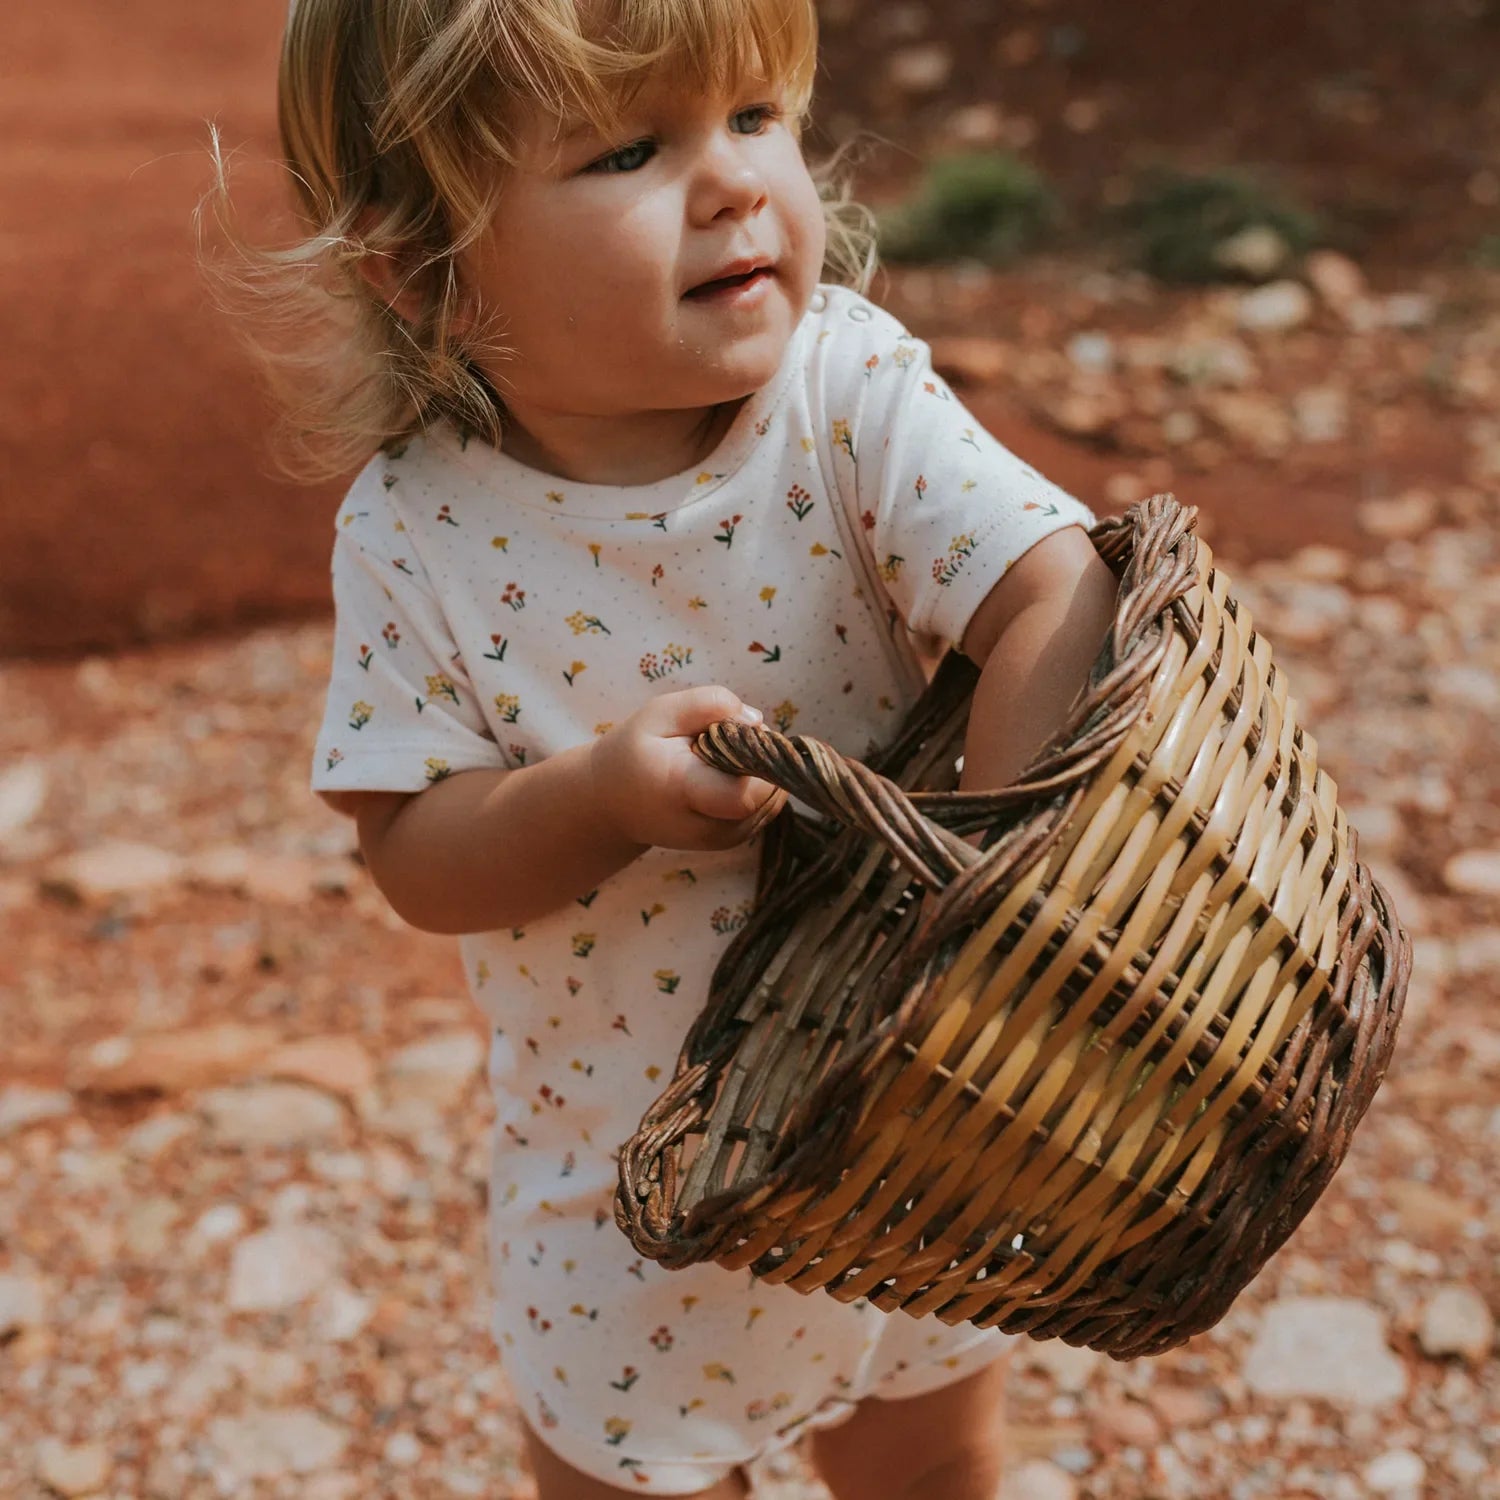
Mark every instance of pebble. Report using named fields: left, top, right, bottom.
left=205, top=1409, right=350, bottom=1481
left=227, top=1224, right=344, bottom=1312
left=199, top=1081, right=347, bottom=1148
left=1212, top=224, right=1291, bottom=281
left=1242, top=1298, right=1408, bottom=1406
left=1362, top=1447, right=1426, bottom=1493
left=41, top=841, right=184, bottom=901
left=1417, top=1284, right=1495, bottom=1363
left=1237, top=279, right=1315, bottom=332
left=885, top=43, right=952, bottom=94
left=0, top=1271, right=50, bottom=1336
left=0, top=758, right=48, bottom=841
left=1442, top=849, right=1500, bottom=896
left=0, top=1084, right=73, bottom=1137
left=1001, top=1459, right=1078, bottom=1500
left=382, top=1030, right=486, bottom=1106
left=34, top=1439, right=111, bottom=1497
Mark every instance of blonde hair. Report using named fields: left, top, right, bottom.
left=203, top=0, right=878, bottom=480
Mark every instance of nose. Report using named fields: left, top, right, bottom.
left=688, top=131, right=768, bottom=224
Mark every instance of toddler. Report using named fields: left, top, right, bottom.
left=250, top=0, right=1119, bottom=1494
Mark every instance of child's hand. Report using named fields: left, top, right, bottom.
left=590, top=687, right=789, bottom=853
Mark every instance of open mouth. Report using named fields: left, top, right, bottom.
left=686, top=266, right=771, bottom=298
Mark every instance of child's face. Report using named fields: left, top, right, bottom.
left=459, top=77, right=826, bottom=425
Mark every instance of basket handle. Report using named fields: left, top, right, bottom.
left=691, top=494, right=1203, bottom=896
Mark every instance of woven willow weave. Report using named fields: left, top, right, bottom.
left=615, top=495, right=1410, bottom=1358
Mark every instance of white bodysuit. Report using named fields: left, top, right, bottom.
left=311, top=285, right=1095, bottom=1493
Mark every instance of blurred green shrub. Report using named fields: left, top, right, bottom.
left=1475, top=234, right=1500, bottom=269
left=877, top=151, right=1060, bottom=265
left=1117, top=167, right=1323, bottom=284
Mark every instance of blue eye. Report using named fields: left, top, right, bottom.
left=732, top=104, right=779, bottom=134
left=589, top=139, right=655, bottom=175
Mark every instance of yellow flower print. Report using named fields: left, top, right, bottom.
left=694, top=470, right=722, bottom=486
left=933, top=533, right=978, bottom=587
left=960, top=427, right=981, bottom=450
left=424, top=757, right=452, bottom=783
left=640, top=901, right=666, bottom=926
left=745, top=1306, right=764, bottom=1330
left=491, top=535, right=508, bottom=551
left=349, top=700, right=373, bottom=731
left=587, top=542, right=601, bottom=567
left=644, top=1064, right=661, bottom=1081
left=878, top=553, right=907, bottom=584
left=545, top=490, right=565, bottom=505
left=961, top=478, right=978, bottom=492
left=809, top=542, right=829, bottom=557
left=554, top=1366, right=568, bottom=1385
left=603, top=1418, right=631, bottom=1446
left=799, top=435, right=815, bottom=453
left=566, top=611, right=612, bottom=636
left=772, top=701, right=798, bottom=733
left=831, top=418, right=855, bottom=462
left=703, top=1363, right=736, bottom=1384
left=494, top=692, right=521, bottom=723
left=572, top=933, right=596, bottom=958
left=424, top=673, right=459, bottom=705
left=625, top=510, right=670, bottom=531
left=893, top=342, right=917, bottom=369
left=654, top=969, right=680, bottom=994
left=563, top=660, right=587, bottom=686
left=593, top=721, right=614, bottom=736
left=475, top=960, right=490, bottom=986
left=688, top=596, right=707, bottom=611
left=759, top=586, right=776, bottom=608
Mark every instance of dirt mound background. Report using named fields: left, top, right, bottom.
left=4, top=0, right=1497, bottom=660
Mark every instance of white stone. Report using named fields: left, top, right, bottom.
left=886, top=43, right=952, bottom=93
left=205, top=1409, right=350, bottom=1481
left=1363, top=1448, right=1426, bottom=1492
left=227, top=1225, right=344, bottom=1312
left=34, top=1439, right=111, bottom=1496
left=1304, top=249, right=1366, bottom=309
left=122, top=1111, right=195, bottom=1159
left=1442, top=849, right=1500, bottom=897
left=1382, top=293, right=1435, bottom=330
left=43, top=841, right=184, bottom=901
left=383, top=1030, right=486, bottom=1105
left=1212, top=224, right=1290, bottom=281
left=1066, top=331, right=1116, bottom=373
left=1001, top=1459, right=1078, bottom=1500
left=1292, top=386, right=1349, bottom=443
left=0, top=759, right=47, bottom=842
left=313, top=1281, right=375, bottom=1343
left=1417, top=1284, right=1495, bottom=1363
left=191, top=1203, right=248, bottom=1245
left=1018, top=1338, right=1100, bottom=1393
left=1357, top=492, right=1437, bottom=540
left=0, top=1271, right=49, bottom=1336
left=0, top=1084, right=72, bottom=1137
left=1168, top=337, right=1256, bottom=388
left=383, top=1431, right=423, bottom=1467
left=199, top=1082, right=346, bottom=1148
left=1242, top=1297, right=1407, bottom=1405
left=1237, top=279, right=1314, bottom=332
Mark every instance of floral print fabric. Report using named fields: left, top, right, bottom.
left=310, top=284, right=1093, bottom=1491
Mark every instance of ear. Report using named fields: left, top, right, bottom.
left=351, top=208, right=429, bottom=324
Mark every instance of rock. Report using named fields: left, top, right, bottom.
left=204, top=1409, right=350, bottom=1481
left=0, top=759, right=47, bottom=842
left=0, top=1272, right=50, bottom=1338
left=1242, top=1297, right=1407, bottom=1406
left=1382, top=293, right=1436, bottom=330
left=1417, top=1285, right=1495, bottom=1364
left=41, top=842, right=185, bottom=903
left=382, top=1030, right=486, bottom=1106
left=1143, top=1382, right=1222, bottom=1428
left=313, top=1281, right=376, bottom=1342
left=1356, top=491, right=1437, bottom=540
left=929, top=336, right=1008, bottom=387
left=1018, top=1339, right=1100, bottom=1393
left=1212, top=224, right=1291, bottom=281
left=122, top=1111, right=196, bottom=1159
left=1198, top=391, right=1293, bottom=456
left=34, top=1439, right=111, bottom=1497
left=1237, top=279, right=1315, bottom=332
left=1167, top=337, right=1256, bottom=388
left=265, top=1035, right=377, bottom=1102
left=1292, top=387, right=1349, bottom=444
left=946, top=102, right=1006, bottom=147
left=1363, top=1448, right=1426, bottom=1493
left=1093, top=1394, right=1162, bottom=1448
left=1066, top=332, right=1116, bottom=373
left=885, top=43, right=953, bottom=94
left=0, top=1084, right=72, bottom=1137
left=1304, top=250, right=1367, bottom=311
left=227, top=1224, right=344, bottom=1312
left=1442, top=850, right=1500, bottom=897
left=1000, top=1459, right=1078, bottom=1500
left=70, top=1022, right=281, bottom=1095
left=1037, top=382, right=1128, bottom=440
left=200, top=1081, right=347, bottom=1148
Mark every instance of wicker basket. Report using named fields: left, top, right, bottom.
left=615, top=495, right=1410, bottom=1359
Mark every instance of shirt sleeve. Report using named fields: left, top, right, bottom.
left=309, top=473, right=509, bottom=796
left=822, top=292, right=1097, bottom=655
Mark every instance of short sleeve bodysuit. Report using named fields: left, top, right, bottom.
left=311, top=285, right=1096, bottom=1493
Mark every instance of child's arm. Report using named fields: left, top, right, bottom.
left=350, top=741, right=649, bottom=935
left=955, top=526, right=1118, bottom=828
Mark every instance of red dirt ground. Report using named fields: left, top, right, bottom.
left=4, top=0, right=1498, bottom=660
